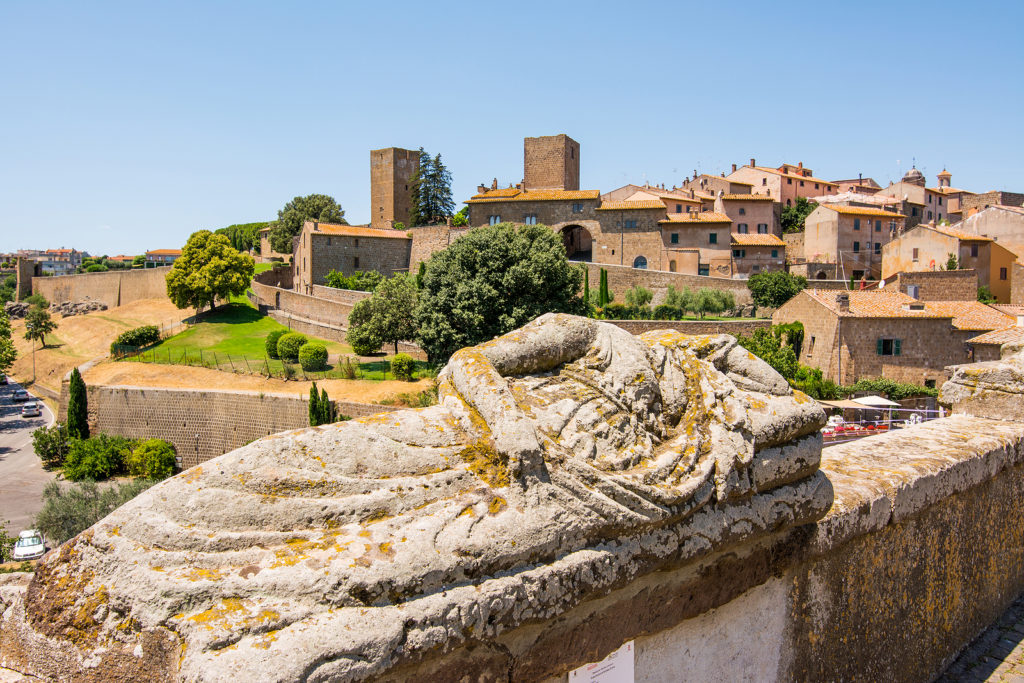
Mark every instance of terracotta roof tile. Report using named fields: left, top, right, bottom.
left=658, top=212, right=732, bottom=224
left=146, top=249, right=182, bottom=255
left=467, top=189, right=601, bottom=203
left=312, top=223, right=411, bottom=240
left=731, top=233, right=786, bottom=246
left=805, top=290, right=1012, bottom=330
left=596, top=200, right=667, bottom=211
left=929, top=225, right=992, bottom=242
left=923, top=301, right=1013, bottom=331
left=721, top=194, right=774, bottom=201
left=966, top=325, right=1024, bottom=345
left=821, top=205, right=905, bottom=218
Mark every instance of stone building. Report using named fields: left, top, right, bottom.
left=874, top=168, right=967, bottom=227
left=726, top=160, right=839, bottom=207
left=679, top=171, right=754, bottom=198
left=601, top=184, right=703, bottom=215
left=370, top=147, right=419, bottom=228
left=292, top=221, right=411, bottom=295
left=802, top=205, right=904, bottom=280
left=831, top=175, right=882, bottom=194
left=961, top=190, right=1024, bottom=218
left=957, top=204, right=1024, bottom=256
left=524, top=134, right=580, bottom=191
left=772, top=289, right=1011, bottom=386
left=258, top=226, right=293, bottom=262
left=731, top=233, right=786, bottom=277
left=881, top=223, right=1016, bottom=302
left=704, top=192, right=778, bottom=236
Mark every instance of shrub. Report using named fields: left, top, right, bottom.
left=390, top=353, right=415, bottom=381
left=347, top=323, right=382, bottom=356
left=35, top=479, right=157, bottom=545
left=265, top=330, right=286, bottom=359
left=276, top=333, right=307, bottom=361
left=340, top=356, right=358, bottom=379
left=62, top=435, right=135, bottom=481
left=125, top=439, right=177, bottom=480
left=298, top=343, right=328, bottom=371
left=32, top=423, right=69, bottom=469
left=624, top=286, right=653, bottom=308
left=604, top=303, right=630, bottom=319
left=110, top=325, right=161, bottom=353
left=652, top=304, right=683, bottom=320
left=23, top=293, right=48, bottom=308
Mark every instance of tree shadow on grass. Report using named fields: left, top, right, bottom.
left=195, top=302, right=263, bottom=325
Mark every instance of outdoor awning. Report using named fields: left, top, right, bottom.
left=851, top=395, right=901, bottom=408
left=818, top=400, right=870, bottom=410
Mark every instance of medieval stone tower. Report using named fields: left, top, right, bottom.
left=370, top=147, right=419, bottom=228
left=523, top=134, right=580, bottom=191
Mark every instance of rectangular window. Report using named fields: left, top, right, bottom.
left=738, top=223, right=749, bottom=233
left=787, top=178, right=792, bottom=185
left=971, top=244, right=978, bottom=257
left=854, top=218, right=861, bottom=230
left=815, top=183, right=819, bottom=189
left=853, top=241, right=860, bottom=253
left=698, top=265, right=709, bottom=276
left=928, top=211, right=933, bottom=220
left=739, top=208, right=746, bottom=215
left=799, top=180, right=805, bottom=187
left=709, top=233, right=718, bottom=244
left=912, top=207, right=920, bottom=217
left=876, top=338, right=902, bottom=356
left=928, top=195, right=932, bottom=203
left=670, top=233, right=679, bottom=244
left=488, top=215, right=501, bottom=225
left=353, top=256, right=360, bottom=269
left=675, top=204, right=682, bottom=213
left=354, top=238, right=359, bottom=247
left=572, top=203, right=583, bottom=213
left=808, top=336, right=816, bottom=354
left=912, top=247, right=919, bottom=261
left=624, top=219, right=637, bottom=229
left=875, top=220, right=881, bottom=232
left=771, top=249, right=779, bottom=258
left=326, top=237, right=331, bottom=246
left=938, top=197, right=943, bottom=205
left=733, top=249, right=745, bottom=258
left=524, top=214, right=537, bottom=225
left=1001, top=267, right=1008, bottom=280
left=757, top=223, right=768, bottom=234
left=874, top=242, right=881, bottom=254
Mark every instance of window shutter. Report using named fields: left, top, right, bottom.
left=894, top=339, right=902, bottom=356
left=876, top=338, right=884, bottom=355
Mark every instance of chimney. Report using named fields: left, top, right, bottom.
left=837, top=293, right=850, bottom=312
left=798, top=161, right=803, bottom=170
left=858, top=172, right=863, bottom=182
left=732, top=163, right=737, bottom=173
left=750, top=158, right=756, bottom=168
left=491, top=178, right=498, bottom=190
left=478, top=183, right=487, bottom=194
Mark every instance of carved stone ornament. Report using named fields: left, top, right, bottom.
left=0, top=314, right=831, bottom=681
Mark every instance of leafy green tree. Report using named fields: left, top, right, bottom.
left=125, top=439, right=177, bottom=479
left=410, top=150, right=455, bottom=226
left=324, top=269, right=384, bottom=292
left=35, top=479, right=157, bottom=545
left=415, top=223, right=585, bottom=363
left=451, top=207, right=469, bottom=227
left=0, top=308, right=15, bottom=376
left=747, top=270, right=807, bottom=309
left=268, top=194, right=346, bottom=254
left=63, top=434, right=135, bottom=481
left=624, top=285, right=653, bottom=307
left=215, top=222, right=270, bottom=254
left=67, top=367, right=90, bottom=440
left=32, top=423, right=69, bottom=469
left=691, top=288, right=734, bottom=319
left=347, top=274, right=419, bottom=355
left=346, top=302, right=383, bottom=355
left=415, top=262, right=426, bottom=290
left=945, top=253, right=959, bottom=270
left=165, top=230, right=255, bottom=312
left=132, top=254, right=146, bottom=268
left=737, top=328, right=799, bottom=381
left=978, top=285, right=998, bottom=304
left=24, top=306, right=57, bottom=348
left=781, top=197, right=817, bottom=233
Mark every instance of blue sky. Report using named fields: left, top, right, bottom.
left=2, top=1, right=1022, bottom=255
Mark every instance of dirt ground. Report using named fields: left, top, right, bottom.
left=9, top=299, right=187, bottom=394
left=83, top=362, right=431, bottom=403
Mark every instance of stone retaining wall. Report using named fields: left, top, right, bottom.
left=31, top=267, right=170, bottom=307
left=606, top=319, right=771, bottom=336
left=395, top=415, right=1024, bottom=681
left=57, top=384, right=399, bottom=469
left=579, top=261, right=752, bottom=305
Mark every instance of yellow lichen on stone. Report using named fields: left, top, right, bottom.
left=458, top=440, right=510, bottom=488
left=488, top=497, right=507, bottom=515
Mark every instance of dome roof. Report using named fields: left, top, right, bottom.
left=937, top=168, right=952, bottom=177
left=902, top=166, right=925, bottom=185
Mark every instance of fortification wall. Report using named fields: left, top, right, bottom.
left=250, top=280, right=353, bottom=326
left=606, top=319, right=770, bottom=336
left=58, top=383, right=399, bottom=469
left=393, top=415, right=1024, bottom=681
left=31, top=267, right=170, bottom=307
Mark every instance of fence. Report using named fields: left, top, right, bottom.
left=821, top=405, right=945, bottom=447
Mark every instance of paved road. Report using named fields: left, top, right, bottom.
left=939, top=592, right=1024, bottom=682
left=0, top=382, right=55, bottom=533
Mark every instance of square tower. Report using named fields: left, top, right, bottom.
left=370, top=147, right=420, bottom=228
left=523, top=134, right=580, bottom=191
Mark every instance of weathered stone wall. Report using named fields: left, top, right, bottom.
left=891, top=269, right=978, bottom=301
left=15, top=258, right=35, bottom=300
left=253, top=265, right=292, bottom=288
left=395, top=415, right=1024, bottom=682
left=606, top=319, right=770, bottom=336
left=1013, top=262, right=1024, bottom=305
left=294, top=227, right=411, bottom=294
left=408, top=225, right=470, bottom=271
left=57, top=383, right=399, bottom=469
left=524, top=134, right=579, bottom=191
left=579, top=261, right=752, bottom=305
left=30, top=267, right=170, bottom=307
left=250, top=280, right=353, bottom=326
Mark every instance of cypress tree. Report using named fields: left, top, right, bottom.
left=408, top=147, right=430, bottom=227
left=309, top=382, right=320, bottom=426
left=320, top=387, right=334, bottom=424
left=67, top=367, right=89, bottom=440
left=583, top=268, right=590, bottom=312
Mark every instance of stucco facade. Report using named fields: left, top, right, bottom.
left=803, top=205, right=903, bottom=280
left=727, top=160, right=838, bottom=207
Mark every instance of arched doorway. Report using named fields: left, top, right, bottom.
left=561, top=225, right=592, bottom=262
left=633, top=255, right=648, bottom=270
left=815, top=270, right=827, bottom=280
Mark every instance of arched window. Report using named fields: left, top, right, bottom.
left=669, top=260, right=677, bottom=272
left=786, top=199, right=792, bottom=207
left=633, top=256, right=648, bottom=270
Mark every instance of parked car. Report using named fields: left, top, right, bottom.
left=11, top=530, right=46, bottom=561
left=11, top=389, right=29, bottom=402
left=20, top=402, right=42, bottom=418
left=0, top=374, right=7, bottom=384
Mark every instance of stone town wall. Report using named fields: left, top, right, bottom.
left=891, top=269, right=978, bottom=301
left=15, top=258, right=35, bottom=300
left=250, top=280, right=354, bottom=326
left=396, top=415, right=1024, bottom=682
left=58, top=383, right=399, bottom=470
left=606, top=319, right=770, bottom=336
left=408, top=225, right=471, bottom=271
left=30, top=267, right=170, bottom=307
left=309, top=285, right=372, bottom=307
left=254, top=265, right=293, bottom=288
left=1012, top=263, right=1024, bottom=305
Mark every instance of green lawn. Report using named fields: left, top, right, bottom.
left=123, top=300, right=430, bottom=381
left=253, top=262, right=274, bottom=275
